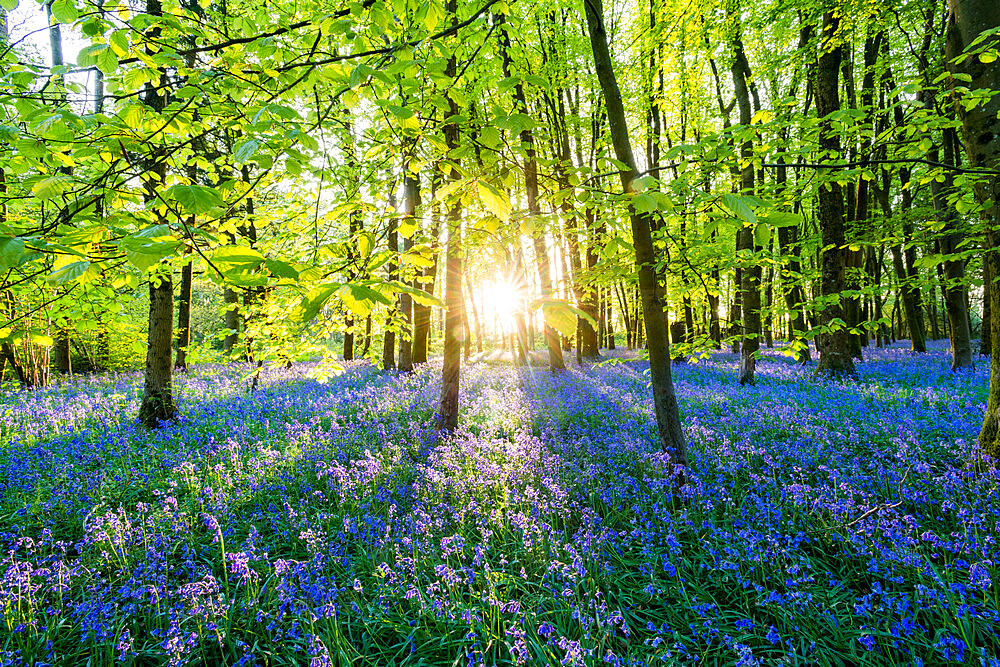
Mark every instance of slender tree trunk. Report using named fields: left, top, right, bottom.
left=383, top=188, right=398, bottom=371
left=175, top=258, right=193, bottom=370
left=731, top=26, right=761, bottom=384
left=936, top=27, right=974, bottom=370
left=814, top=12, right=856, bottom=378
left=498, top=13, right=563, bottom=370
left=585, top=0, right=688, bottom=468
left=139, top=274, right=176, bottom=426
left=930, top=129, right=973, bottom=369
left=465, top=267, right=483, bottom=353
left=223, top=286, right=240, bottom=353
left=412, top=174, right=441, bottom=365
left=398, top=171, right=419, bottom=372
left=926, top=282, right=939, bottom=340
left=437, top=0, right=463, bottom=430
left=881, top=175, right=927, bottom=353
left=605, top=287, right=616, bottom=348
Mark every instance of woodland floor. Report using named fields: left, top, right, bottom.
left=0, top=341, right=997, bottom=666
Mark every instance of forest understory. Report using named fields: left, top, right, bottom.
left=1, top=343, right=997, bottom=666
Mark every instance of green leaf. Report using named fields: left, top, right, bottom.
left=541, top=302, right=578, bottom=338
left=32, top=174, right=74, bottom=200
left=120, top=103, right=145, bottom=126
left=49, top=0, right=77, bottom=23
left=234, top=139, right=261, bottom=164
left=424, top=1, right=443, bottom=32
left=356, top=231, right=376, bottom=258
left=389, top=106, right=421, bottom=134
left=762, top=211, right=803, bottom=227
left=753, top=223, right=770, bottom=248
left=720, top=193, right=756, bottom=226
left=122, top=228, right=178, bottom=271
left=398, top=217, right=419, bottom=239
left=265, top=259, right=300, bottom=280
left=108, top=30, right=130, bottom=57
left=29, top=332, right=54, bottom=347
left=15, top=138, right=47, bottom=158
left=0, top=236, right=26, bottom=268
left=291, top=282, right=340, bottom=322
left=477, top=180, right=511, bottom=221
left=79, top=44, right=117, bottom=72
left=48, top=260, right=91, bottom=284
left=0, top=0, right=18, bottom=11
left=400, top=250, right=434, bottom=268
left=390, top=281, right=442, bottom=307
left=479, top=126, right=501, bottom=150
left=95, top=45, right=119, bottom=74
left=339, top=283, right=393, bottom=317
left=166, top=184, right=224, bottom=214
left=211, top=245, right=266, bottom=276
left=633, top=192, right=657, bottom=214
left=532, top=298, right=597, bottom=338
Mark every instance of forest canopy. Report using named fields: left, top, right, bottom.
left=0, top=0, right=999, bottom=453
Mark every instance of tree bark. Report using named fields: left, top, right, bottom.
left=937, top=20, right=974, bottom=370
left=731, top=26, right=761, bottom=384
left=437, top=0, right=463, bottom=431
left=584, top=0, right=688, bottom=468
left=137, top=0, right=177, bottom=425
left=881, top=166, right=927, bottom=353
left=175, top=259, right=193, bottom=370
left=223, top=286, right=239, bottom=353
left=982, top=257, right=992, bottom=356
left=139, top=275, right=176, bottom=426
left=814, top=12, right=857, bottom=378
left=398, top=170, right=418, bottom=372
left=945, top=0, right=1000, bottom=457
left=382, top=187, right=398, bottom=371
left=929, top=127, right=974, bottom=370
left=412, top=173, right=441, bottom=365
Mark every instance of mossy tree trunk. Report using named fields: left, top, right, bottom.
left=945, top=0, right=1000, bottom=457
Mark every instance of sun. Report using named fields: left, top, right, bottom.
left=481, top=277, right=524, bottom=330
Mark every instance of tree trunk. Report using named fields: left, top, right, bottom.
left=930, top=130, right=974, bottom=370
left=175, top=259, right=193, bottom=370
left=945, top=0, right=1000, bottom=457
left=138, top=275, right=176, bottom=426
left=937, top=24, right=974, bottom=370
left=437, top=0, right=463, bottom=431
left=881, top=175, right=926, bottom=353
left=398, top=171, right=419, bottom=372
left=982, top=257, right=992, bottom=356
left=499, top=12, right=563, bottom=371
left=412, top=174, right=440, bottom=365
left=605, top=287, right=616, bottom=348
left=814, top=12, right=856, bottom=378
left=584, top=0, right=688, bottom=468
left=731, top=27, right=761, bottom=384
left=223, top=286, right=239, bottom=352
left=137, top=0, right=177, bottom=425
left=382, top=188, right=398, bottom=371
